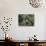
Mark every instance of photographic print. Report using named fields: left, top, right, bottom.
left=18, top=14, right=34, bottom=26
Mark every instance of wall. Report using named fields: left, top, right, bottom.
left=0, top=0, right=46, bottom=40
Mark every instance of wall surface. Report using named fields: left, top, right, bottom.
left=0, top=0, right=46, bottom=40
